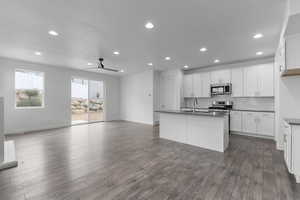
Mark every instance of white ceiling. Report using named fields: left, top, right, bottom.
left=0, top=0, right=286, bottom=75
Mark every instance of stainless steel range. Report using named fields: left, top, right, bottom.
left=209, top=100, right=233, bottom=131
left=209, top=100, right=233, bottom=111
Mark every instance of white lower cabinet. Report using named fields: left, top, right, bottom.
left=257, top=113, right=275, bottom=137
left=160, top=114, right=187, bottom=143
left=230, top=111, right=275, bottom=137
left=242, top=112, right=274, bottom=137
left=283, top=121, right=300, bottom=183
left=159, top=113, right=229, bottom=152
left=230, top=111, right=242, bottom=132
left=283, top=122, right=292, bottom=173
left=242, top=112, right=257, bottom=133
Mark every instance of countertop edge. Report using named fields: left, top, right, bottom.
left=284, top=118, right=300, bottom=126
left=155, top=110, right=228, bottom=117
left=231, top=109, right=275, bottom=113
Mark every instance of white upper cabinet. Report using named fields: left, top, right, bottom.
left=258, top=64, right=274, bottom=97
left=192, top=73, right=202, bottom=97
left=201, top=72, right=210, bottom=97
left=183, top=63, right=274, bottom=98
left=210, top=69, right=231, bottom=84
left=183, top=74, right=194, bottom=98
left=244, top=64, right=274, bottom=97
left=244, top=66, right=258, bottom=96
left=231, top=67, right=244, bottom=97
left=183, top=73, right=211, bottom=98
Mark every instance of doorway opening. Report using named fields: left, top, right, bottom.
left=71, top=78, right=104, bottom=125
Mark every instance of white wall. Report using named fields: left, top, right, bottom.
left=0, top=98, right=4, bottom=162
left=120, top=70, right=154, bottom=125
left=0, top=57, right=120, bottom=134
left=289, top=0, right=300, bottom=15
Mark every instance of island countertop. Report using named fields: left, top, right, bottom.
left=284, top=118, right=300, bottom=126
left=155, top=110, right=229, bottom=117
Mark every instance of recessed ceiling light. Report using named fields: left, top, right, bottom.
left=119, top=69, right=124, bottom=73
left=34, top=51, right=42, bottom=56
left=256, top=51, right=264, bottom=56
left=165, top=57, right=171, bottom=61
left=113, top=51, right=120, bottom=55
left=183, top=65, right=189, bottom=69
left=48, top=30, right=59, bottom=36
left=200, top=47, right=207, bottom=52
left=87, top=62, right=93, bottom=66
left=214, top=59, right=220, bottom=63
left=253, top=33, right=263, bottom=39
left=145, top=22, right=154, bottom=29
left=148, top=63, right=153, bottom=66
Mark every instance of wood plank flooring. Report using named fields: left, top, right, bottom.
left=0, top=121, right=300, bottom=200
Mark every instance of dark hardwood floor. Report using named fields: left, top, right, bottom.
left=0, top=121, right=300, bottom=200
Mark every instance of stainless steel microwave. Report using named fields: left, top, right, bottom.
left=210, top=83, right=232, bottom=96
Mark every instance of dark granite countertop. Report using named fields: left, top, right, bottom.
left=284, top=118, right=300, bottom=126
left=181, top=107, right=275, bottom=113
left=231, top=109, right=275, bottom=113
left=155, top=110, right=229, bottom=117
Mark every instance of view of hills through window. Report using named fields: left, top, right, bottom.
left=15, top=69, right=44, bottom=108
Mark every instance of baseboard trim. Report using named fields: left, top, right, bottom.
left=230, top=131, right=274, bottom=140
left=4, top=119, right=126, bottom=135
left=153, top=121, right=160, bottom=126
left=121, top=120, right=154, bottom=126
left=5, top=124, right=71, bottom=135
left=277, top=143, right=284, bottom=151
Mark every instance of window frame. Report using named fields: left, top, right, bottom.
left=15, top=68, right=45, bottom=109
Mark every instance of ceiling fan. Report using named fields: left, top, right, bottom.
left=87, top=58, right=120, bottom=72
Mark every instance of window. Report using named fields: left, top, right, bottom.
left=15, top=69, right=44, bottom=108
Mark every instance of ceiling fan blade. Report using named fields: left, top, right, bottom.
left=102, top=67, right=120, bottom=72
left=85, top=67, right=99, bottom=70
left=85, top=58, right=120, bottom=72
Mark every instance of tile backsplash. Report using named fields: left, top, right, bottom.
left=184, top=96, right=274, bottom=111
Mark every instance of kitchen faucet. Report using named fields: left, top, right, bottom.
left=193, top=97, right=198, bottom=112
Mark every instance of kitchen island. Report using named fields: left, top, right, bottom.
left=157, top=110, right=229, bottom=152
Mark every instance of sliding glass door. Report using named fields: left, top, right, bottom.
left=88, top=80, right=104, bottom=122
left=71, top=78, right=104, bottom=125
